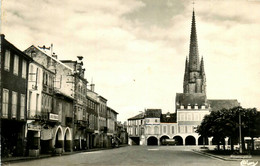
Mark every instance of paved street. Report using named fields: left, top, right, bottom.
left=3, top=146, right=246, bottom=166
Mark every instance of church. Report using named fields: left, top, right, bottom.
left=127, top=9, right=240, bottom=146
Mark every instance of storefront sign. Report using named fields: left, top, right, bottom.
left=49, top=113, right=59, bottom=121
left=28, top=123, right=41, bottom=131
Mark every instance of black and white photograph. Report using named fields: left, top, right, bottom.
left=1, top=0, right=260, bottom=165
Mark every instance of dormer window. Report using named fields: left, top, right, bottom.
left=194, top=103, right=198, bottom=109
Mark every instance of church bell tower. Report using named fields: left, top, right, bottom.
left=183, top=10, right=206, bottom=94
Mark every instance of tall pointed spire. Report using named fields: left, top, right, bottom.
left=182, top=9, right=206, bottom=94
left=189, top=9, right=200, bottom=72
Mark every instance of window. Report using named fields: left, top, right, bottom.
left=4, top=50, right=10, bottom=71
left=154, top=126, right=159, bottom=134
left=180, top=113, right=185, bottom=121
left=187, top=113, right=192, bottom=121
left=12, top=91, right=18, bottom=118
left=28, top=91, right=32, bottom=116
left=22, top=60, right=27, bottom=78
left=187, top=126, right=192, bottom=133
left=147, top=126, right=151, bottom=134
left=194, top=114, right=199, bottom=121
left=2, top=89, right=9, bottom=117
left=172, top=126, right=174, bottom=134
left=20, top=94, right=25, bottom=119
left=180, top=126, right=185, bottom=133
left=163, top=126, right=167, bottom=133
left=29, top=64, right=34, bottom=81
left=36, top=94, right=39, bottom=113
left=37, top=69, right=41, bottom=84
left=13, top=55, right=19, bottom=75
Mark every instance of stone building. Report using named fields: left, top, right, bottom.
left=127, top=9, right=240, bottom=146
left=24, top=45, right=75, bottom=155
left=1, top=34, right=32, bottom=157
left=175, top=9, right=240, bottom=146
left=61, top=57, right=90, bottom=151
left=128, top=109, right=177, bottom=146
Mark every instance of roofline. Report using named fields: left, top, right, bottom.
left=1, top=34, right=33, bottom=61
left=29, top=45, right=74, bottom=71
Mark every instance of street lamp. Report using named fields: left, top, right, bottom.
left=239, top=111, right=243, bottom=154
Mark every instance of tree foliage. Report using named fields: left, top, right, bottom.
left=196, top=106, right=258, bottom=151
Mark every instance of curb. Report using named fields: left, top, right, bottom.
left=1, top=145, right=128, bottom=164
left=191, top=149, right=241, bottom=161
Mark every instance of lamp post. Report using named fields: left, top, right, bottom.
left=239, top=111, right=243, bottom=154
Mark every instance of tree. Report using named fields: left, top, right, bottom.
left=196, top=106, right=258, bottom=152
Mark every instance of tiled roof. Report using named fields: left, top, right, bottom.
left=176, top=93, right=207, bottom=107
left=160, top=113, right=176, bottom=123
left=128, top=113, right=144, bottom=120
left=145, top=109, right=162, bottom=118
left=207, top=99, right=240, bottom=112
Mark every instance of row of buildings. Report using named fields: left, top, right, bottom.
left=127, top=10, right=240, bottom=146
left=0, top=34, right=127, bottom=158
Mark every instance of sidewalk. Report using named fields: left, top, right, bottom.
left=1, top=144, right=128, bottom=164
left=192, top=149, right=260, bottom=161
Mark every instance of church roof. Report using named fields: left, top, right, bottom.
left=208, top=99, right=240, bottom=112
left=176, top=93, right=207, bottom=107
left=145, top=109, right=162, bottom=118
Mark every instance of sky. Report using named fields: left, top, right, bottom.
left=1, top=0, right=260, bottom=122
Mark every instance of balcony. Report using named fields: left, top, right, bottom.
left=75, top=120, right=89, bottom=129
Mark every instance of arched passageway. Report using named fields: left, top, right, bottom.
left=198, top=136, right=209, bottom=145
left=55, top=128, right=63, bottom=149
left=64, top=128, right=72, bottom=152
left=185, top=136, right=196, bottom=145
left=160, top=136, right=170, bottom=145
left=173, top=136, right=183, bottom=145
left=147, top=136, right=158, bottom=146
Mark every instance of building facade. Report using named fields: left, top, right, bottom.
left=127, top=10, right=240, bottom=146
left=1, top=34, right=31, bottom=157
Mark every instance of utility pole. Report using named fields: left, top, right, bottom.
left=239, top=111, right=243, bottom=154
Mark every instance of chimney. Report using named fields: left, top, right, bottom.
left=52, top=52, right=58, bottom=59
left=90, top=84, right=95, bottom=92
